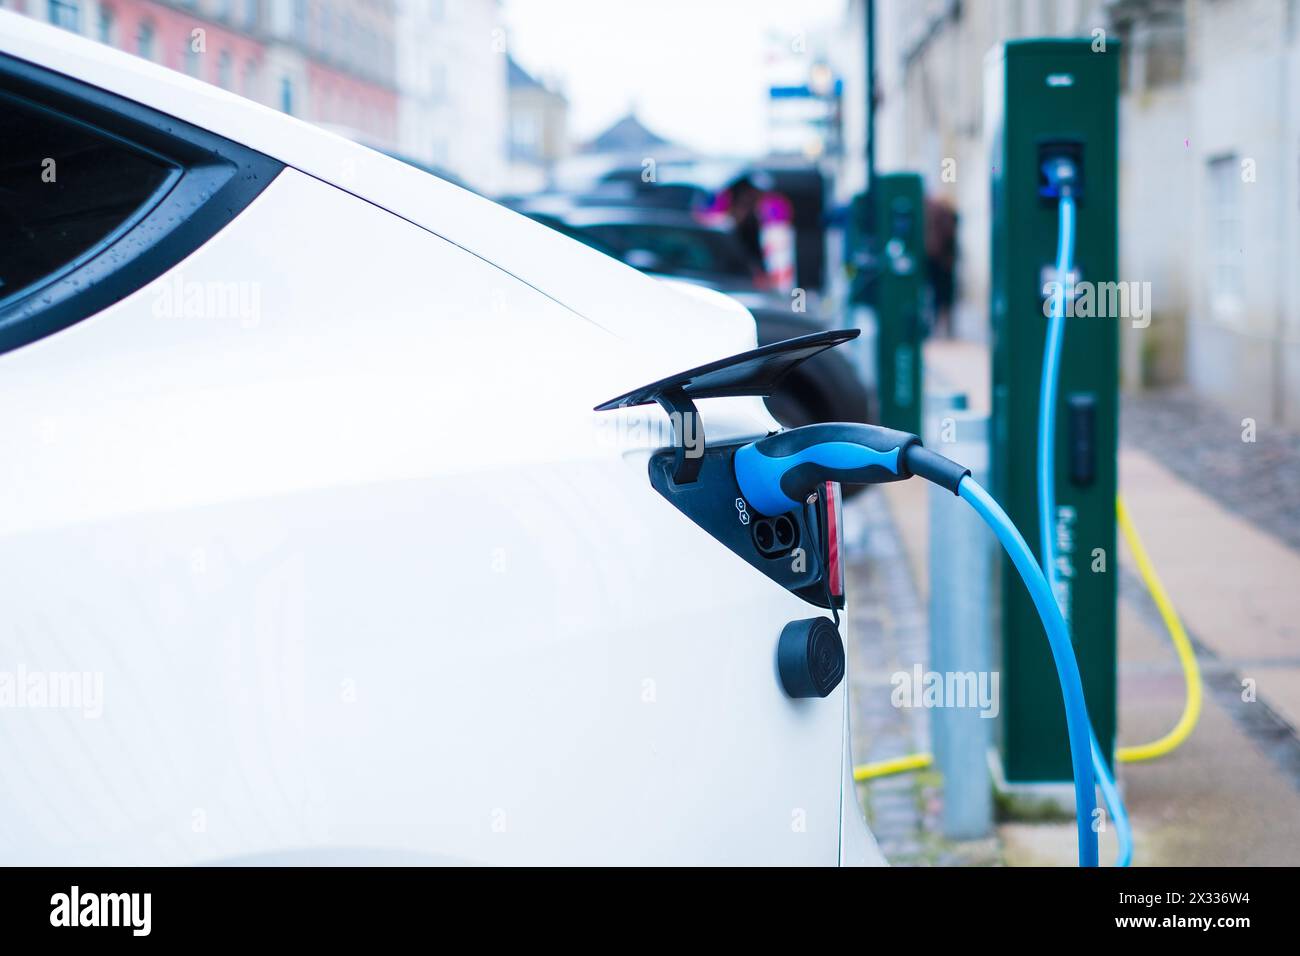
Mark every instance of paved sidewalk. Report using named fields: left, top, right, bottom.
left=845, top=337, right=1300, bottom=866
left=844, top=488, right=1001, bottom=866
left=1123, top=388, right=1300, bottom=552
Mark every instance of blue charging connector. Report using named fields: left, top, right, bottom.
left=734, top=425, right=1101, bottom=866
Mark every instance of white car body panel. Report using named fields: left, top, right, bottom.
left=0, top=11, right=880, bottom=865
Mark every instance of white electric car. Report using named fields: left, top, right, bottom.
left=0, top=11, right=880, bottom=866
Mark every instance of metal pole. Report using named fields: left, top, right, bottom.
left=865, top=0, right=876, bottom=189
left=926, top=394, right=995, bottom=839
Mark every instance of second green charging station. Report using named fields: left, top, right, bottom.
left=851, top=172, right=925, bottom=436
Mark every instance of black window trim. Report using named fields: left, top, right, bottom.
left=0, top=51, right=284, bottom=356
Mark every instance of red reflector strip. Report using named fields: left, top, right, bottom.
left=826, top=480, right=843, bottom=598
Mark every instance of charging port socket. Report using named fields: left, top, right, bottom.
left=752, top=514, right=799, bottom=558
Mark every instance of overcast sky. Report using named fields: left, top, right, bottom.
left=502, top=0, right=847, bottom=157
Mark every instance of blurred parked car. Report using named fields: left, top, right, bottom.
left=590, top=160, right=831, bottom=294
left=507, top=199, right=871, bottom=428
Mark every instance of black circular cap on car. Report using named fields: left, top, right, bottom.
left=777, top=617, right=845, bottom=698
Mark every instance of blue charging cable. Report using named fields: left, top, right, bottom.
left=1039, top=157, right=1133, bottom=866
left=958, top=476, right=1099, bottom=866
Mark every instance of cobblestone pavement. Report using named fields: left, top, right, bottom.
left=844, top=489, right=1001, bottom=866
left=1121, top=388, right=1300, bottom=552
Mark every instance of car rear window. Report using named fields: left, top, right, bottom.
left=0, top=90, right=177, bottom=307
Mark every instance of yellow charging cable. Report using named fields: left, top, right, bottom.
left=851, top=494, right=1201, bottom=781
left=1113, top=493, right=1202, bottom=762
left=853, top=752, right=933, bottom=781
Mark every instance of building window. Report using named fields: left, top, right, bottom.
left=137, top=20, right=156, bottom=60
left=510, top=115, right=539, bottom=162
left=243, top=0, right=259, bottom=30
left=1206, top=154, right=1243, bottom=323
left=47, top=0, right=81, bottom=32
left=184, top=40, right=202, bottom=78
left=242, top=61, right=259, bottom=99
left=218, top=51, right=233, bottom=89
left=96, top=5, right=114, bottom=44
left=358, top=26, right=371, bottom=72
left=279, top=76, right=294, bottom=115
left=340, top=14, right=354, bottom=63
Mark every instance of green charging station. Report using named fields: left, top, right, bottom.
left=848, top=172, right=925, bottom=435
left=987, top=40, right=1120, bottom=787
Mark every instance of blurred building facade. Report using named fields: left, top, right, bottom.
left=833, top=0, right=1300, bottom=426
left=396, top=0, right=505, bottom=193
left=504, top=53, right=567, bottom=193
left=7, top=0, right=509, bottom=193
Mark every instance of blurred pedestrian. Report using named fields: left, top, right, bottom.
left=925, top=195, right=958, bottom=337
left=709, top=171, right=795, bottom=290
left=724, top=175, right=767, bottom=276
